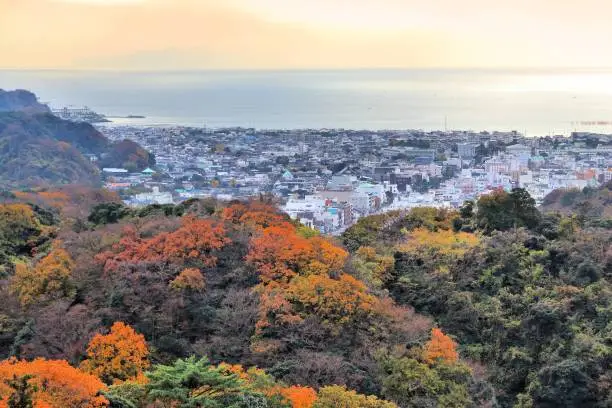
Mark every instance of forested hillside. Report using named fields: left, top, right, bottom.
left=343, top=188, right=611, bottom=407
left=541, top=182, right=612, bottom=222
left=0, top=90, right=154, bottom=188
left=0, top=188, right=609, bottom=407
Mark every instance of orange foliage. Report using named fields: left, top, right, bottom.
left=81, top=322, right=150, bottom=385
left=423, top=328, right=459, bottom=364
left=97, top=216, right=230, bottom=272
left=11, top=244, right=75, bottom=305
left=280, top=386, right=317, bottom=408
left=221, top=201, right=288, bottom=229
left=246, top=222, right=348, bottom=284
left=216, top=363, right=278, bottom=392
left=247, top=220, right=359, bottom=337
left=356, top=246, right=377, bottom=260
left=286, top=274, right=376, bottom=326
left=216, top=363, right=251, bottom=381
left=13, top=191, right=70, bottom=209
left=305, top=237, right=348, bottom=275
left=0, top=358, right=108, bottom=408
left=246, top=222, right=315, bottom=283
left=170, top=268, right=206, bottom=292
left=254, top=282, right=303, bottom=333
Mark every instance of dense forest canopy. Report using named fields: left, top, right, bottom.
left=0, top=187, right=609, bottom=408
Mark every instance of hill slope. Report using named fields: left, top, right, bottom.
left=0, top=198, right=497, bottom=408
left=0, top=90, right=153, bottom=188
left=541, top=182, right=612, bottom=221
left=0, top=89, right=50, bottom=113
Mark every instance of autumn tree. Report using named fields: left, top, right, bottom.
left=352, top=246, right=395, bottom=288
left=81, top=322, right=150, bottom=385
left=285, top=274, right=376, bottom=327
left=0, top=204, right=45, bottom=252
left=246, top=222, right=315, bottom=284
left=0, top=358, right=108, bottom=408
left=10, top=245, right=75, bottom=306
left=314, top=385, right=398, bottom=408
left=280, top=386, right=317, bottom=408
left=170, top=268, right=206, bottom=292
left=0, top=204, right=54, bottom=271
left=400, top=228, right=479, bottom=258
left=246, top=222, right=348, bottom=284
left=97, top=217, right=230, bottom=272
left=303, top=237, right=348, bottom=276
left=221, top=201, right=288, bottom=230
left=423, top=328, right=459, bottom=364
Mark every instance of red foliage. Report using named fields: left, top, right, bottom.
left=97, top=216, right=230, bottom=272
left=221, top=201, right=288, bottom=229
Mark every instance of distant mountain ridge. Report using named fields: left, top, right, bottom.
left=0, top=89, right=153, bottom=188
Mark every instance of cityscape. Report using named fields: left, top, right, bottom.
left=96, top=122, right=612, bottom=234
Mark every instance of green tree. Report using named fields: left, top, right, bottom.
left=88, top=202, right=131, bottom=225
left=145, top=357, right=262, bottom=408
left=476, top=188, right=540, bottom=232
left=378, top=355, right=472, bottom=408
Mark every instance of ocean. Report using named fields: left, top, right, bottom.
left=1, top=69, right=612, bottom=136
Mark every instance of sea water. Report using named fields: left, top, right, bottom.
left=1, top=68, right=612, bottom=136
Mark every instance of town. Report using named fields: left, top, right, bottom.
left=95, top=124, right=612, bottom=234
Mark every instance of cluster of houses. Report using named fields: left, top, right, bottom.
left=95, top=124, right=612, bottom=233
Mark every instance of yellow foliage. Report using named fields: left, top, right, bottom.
left=10, top=244, right=75, bottom=306
left=353, top=246, right=395, bottom=287
left=314, top=385, right=398, bottom=408
left=399, top=228, right=479, bottom=258
left=285, top=274, right=376, bottom=326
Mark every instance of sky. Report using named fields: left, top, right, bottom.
left=1, top=0, right=612, bottom=70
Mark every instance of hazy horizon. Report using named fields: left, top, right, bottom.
left=4, top=68, right=612, bottom=136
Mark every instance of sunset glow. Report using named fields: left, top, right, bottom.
left=1, top=0, right=612, bottom=69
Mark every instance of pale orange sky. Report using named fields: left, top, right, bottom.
left=1, top=0, right=611, bottom=69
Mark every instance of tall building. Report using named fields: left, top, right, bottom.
left=457, top=143, right=477, bottom=159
